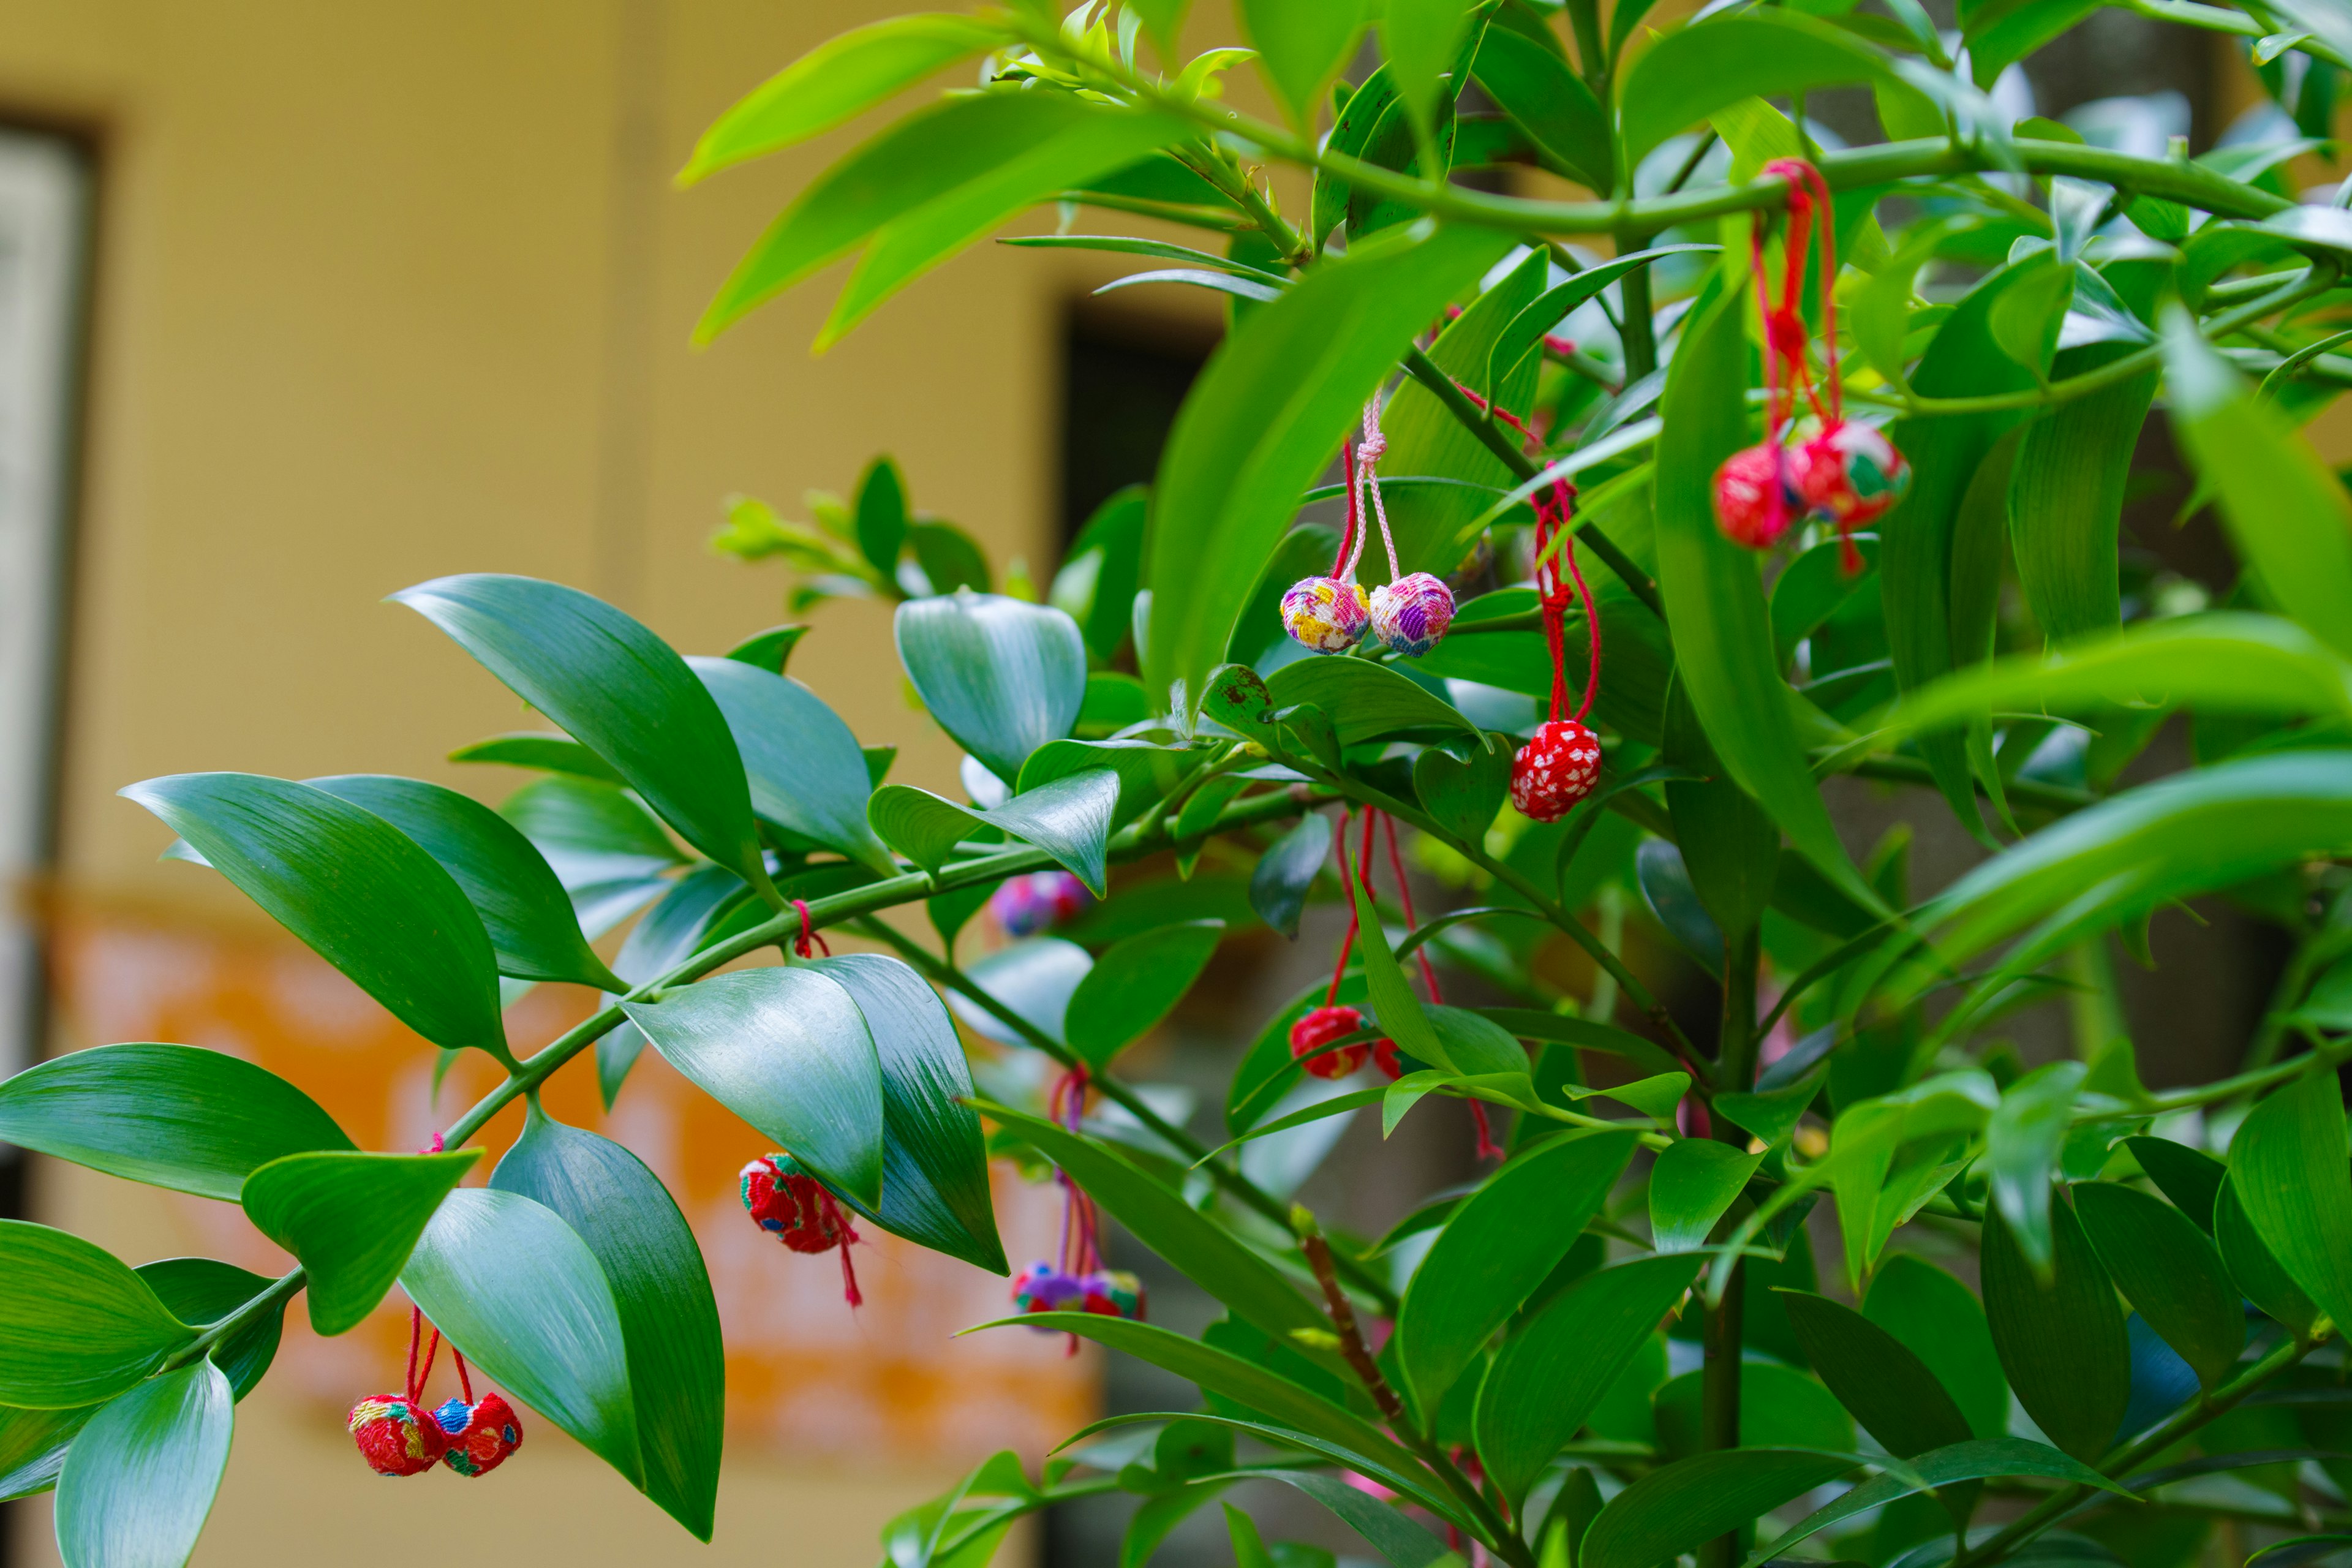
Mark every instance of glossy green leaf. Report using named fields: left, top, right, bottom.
left=393, top=575, right=773, bottom=895
left=676, top=13, right=1010, bottom=183
left=725, top=624, right=809, bottom=674
left=1488, top=249, right=1716, bottom=402
left=1618, top=12, right=1891, bottom=167
left=0, top=1043, right=352, bottom=1202
left=2124, top=1136, right=2226, bottom=1234
left=500, top=774, right=684, bottom=891
left=806, top=954, right=1003, bottom=1273
left=53, top=1361, right=232, bottom=1568
left=2163, top=304, right=2352, bottom=661
left=1241, top=0, right=1368, bottom=129
left=2010, top=347, right=2158, bottom=644
left=1381, top=0, right=1473, bottom=145
left=1864, top=1254, right=2010, bottom=1441
left=1654, top=280, right=1878, bottom=908
left=1065, top=920, right=1224, bottom=1067
left=1018, top=737, right=1193, bottom=825
left=1479, top=1008, right=1690, bottom=1082
left=1351, top=871, right=1447, bottom=1072
left=1472, top=1254, right=1698, bottom=1506
left=492, top=1110, right=723, bottom=1538
left=1782, top=1290, right=1975, bottom=1458
left=1649, top=1139, right=1763, bottom=1253
left=1980, top=1200, right=2130, bottom=1461
left=2217, top=1170, right=2320, bottom=1335
left=684, top=657, right=895, bottom=872
left=1050, top=485, right=1148, bottom=663
left=1253, top=1468, right=1462, bottom=1567
left=450, top=731, right=624, bottom=784
left=123, top=774, right=507, bottom=1054
left=853, top=454, right=911, bottom=581
left=1471, top=24, right=1608, bottom=187
left=950, top=938, right=1091, bottom=1046
left=897, top=592, right=1088, bottom=786
left=1146, top=222, right=1515, bottom=715
left=1771, top=535, right=1880, bottom=665
left=870, top=769, right=1120, bottom=896
left=1581, top=1448, right=1857, bottom=1568
left=1651, top=1362, right=1854, bottom=1459
left=0, top=1223, right=195, bottom=1408
left=309, top=774, right=623, bottom=990
left=622, top=966, right=884, bottom=1208
left=0, top=1404, right=92, bottom=1502
left=1398, top=1129, right=1640, bottom=1412
left=2230, top=1068, right=2352, bottom=1336
left=1744, top=1438, right=2121, bottom=1568
left=135, top=1260, right=282, bottom=1401
left=1250, top=813, right=1332, bottom=938
left=2074, top=1180, right=2244, bottom=1389
left=1264, top=658, right=1479, bottom=747
left=593, top=864, right=752, bottom=1106
left=1986, top=1060, right=2087, bottom=1272
left=399, top=1188, right=641, bottom=1486
left=241, top=1149, right=477, bottom=1336
left=1664, top=681, right=1781, bottom=946
left=1414, top=740, right=1512, bottom=845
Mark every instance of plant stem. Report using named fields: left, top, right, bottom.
left=1697, top=925, right=1763, bottom=1568
left=1616, top=233, right=1659, bottom=383
left=160, top=1266, right=307, bottom=1373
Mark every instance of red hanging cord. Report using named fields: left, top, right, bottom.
left=1332, top=442, right=1360, bottom=578
left=791, top=899, right=831, bottom=959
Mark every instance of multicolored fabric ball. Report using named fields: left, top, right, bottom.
left=989, top=870, right=1093, bottom=938
left=1079, top=1269, right=1145, bottom=1321
left=348, top=1393, right=445, bottom=1477
left=1289, top=1003, right=1368, bottom=1079
left=741, top=1153, right=848, bottom=1254
left=1790, top=420, right=1911, bottom=529
left=1510, top=718, right=1603, bottom=823
left=1280, top=575, right=1370, bottom=654
left=1368, top=572, right=1457, bottom=657
left=1013, top=1261, right=1087, bottom=1324
left=432, top=1393, right=523, bottom=1477
left=1711, top=442, right=1802, bottom=550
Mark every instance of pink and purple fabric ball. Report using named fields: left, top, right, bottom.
left=1368, top=572, right=1456, bottom=657
left=1280, top=575, right=1371, bottom=653
left=989, top=870, right=1093, bottom=937
left=1511, top=717, right=1603, bottom=823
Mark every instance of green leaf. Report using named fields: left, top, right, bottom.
left=392, top=575, right=774, bottom=895
left=500, top=774, right=684, bottom=892
left=1986, top=1061, right=2087, bottom=1272
left=0, top=1043, right=353, bottom=1201
left=1264, top=658, right=1479, bottom=747
left=622, top=966, right=884, bottom=1208
left=1487, top=248, right=1717, bottom=402
left=1581, top=1449, right=1857, bottom=1568
left=688, top=655, right=895, bottom=874
left=1743, top=1438, right=2122, bottom=1568
left=1618, top=12, right=1892, bottom=168
left=450, top=731, right=624, bottom=784
left=1652, top=1362, right=1853, bottom=1458
left=870, top=769, right=1121, bottom=896
left=698, top=93, right=1185, bottom=343
left=1382, top=0, right=1474, bottom=146
left=399, top=1188, right=641, bottom=1487
left=1863, top=1254, right=2010, bottom=1441
left=676, top=13, right=1011, bottom=182
left=1242, top=0, right=1369, bottom=129
left=854, top=454, right=911, bottom=581
left=123, top=774, right=507, bottom=1054
left=897, top=592, right=1088, bottom=786
left=594, top=864, right=755, bottom=1104
left=724, top=624, right=809, bottom=674
left=1478, top=1008, right=1690, bottom=1082
left=951, top=938, right=1091, bottom=1046
left=1351, top=871, right=1446, bottom=1072
left=240, top=1149, right=478, bottom=1336
left=1471, top=24, right=1610, bottom=188
left=1781, top=1290, right=1975, bottom=1458
left=0, top=1404, right=92, bottom=1502
left=53, top=1361, right=232, bottom=1568
left=2217, top=1170, right=2320, bottom=1334
left=1250, top=813, right=1332, bottom=939
left=1649, top=1139, right=1763, bottom=1253
left=1146, top=222, right=1515, bottom=715
left=1398, top=1129, right=1640, bottom=1412
left=135, top=1260, right=283, bottom=1401
left=2163, top=305, right=2352, bottom=660
left=0, top=1223, right=195, bottom=1408
left=1980, top=1199, right=2130, bottom=1462
left=1414, top=738, right=1512, bottom=845
left=1653, top=279, right=1879, bottom=909
left=1065, top=920, right=1224, bottom=1067
left=1472, top=1254, right=1699, bottom=1506
left=805, top=954, right=1003, bottom=1273
left=2124, top=1136, right=2226, bottom=1234
left=1018, top=737, right=1194, bottom=825
left=2009, top=347, right=2158, bottom=644
left=492, top=1110, right=723, bottom=1538
left=1050, top=484, right=1149, bottom=663
left=2230, top=1068, right=2352, bottom=1336
left=307, top=774, right=624, bottom=990
left=1664, top=680, right=1782, bottom=944
left=2073, top=1180, right=2244, bottom=1389
left=1250, top=1469, right=1461, bottom=1568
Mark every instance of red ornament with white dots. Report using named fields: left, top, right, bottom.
left=1510, top=717, right=1603, bottom=823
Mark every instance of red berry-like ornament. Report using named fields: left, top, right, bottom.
left=432, top=1393, right=523, bottom=1477
left=1289, top=1004, right=1368, bottom=1079
left=1789, top=420, right=1910, bottom=529
left=1712, top=443, right=1801, bottom=549
left=1510, top=718, right=1603, bottom=823
left=740, top=1153, right=848, bottom=1253
left=348, top=1393, right=446, bottom=1477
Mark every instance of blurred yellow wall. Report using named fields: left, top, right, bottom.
left=0, top=0, right=1216, bottom=1561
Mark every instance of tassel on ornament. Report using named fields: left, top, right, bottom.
left=740, top=1151, right=864, bottom=1306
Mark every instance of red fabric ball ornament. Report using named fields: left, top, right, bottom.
left=432, top=1393, right=523, bottom=1477
left=1711, top=442, right=1800, bottom=549
left=1289, top=1004, right=1368, bottom=1079
left=1510, top=718, right=1603, bottom=823
left=1372, top=1038, right=1403, bottom=1080
left=740, top=1153, right=848, bottom=1253
left=347, top=1393, right=445, bottom=1477
left=1789, top=420, right=1910, bottom=529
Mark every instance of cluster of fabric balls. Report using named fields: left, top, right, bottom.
left=1287, top=1003, right=1402, bottom=1080
left=1281, top=572, right=1456, bottom=658
left=989, top=870, right=1093, bottom=938
left=347, top=1393, right=523, bottom=1479
left=1713, top=423, right=1910, bottom=550
left=739, top=1152, right=849, bottom=1253
left=1510, top=717, right=1604, bottom=824
left=1011, top=1261, right=1145, bottom=1324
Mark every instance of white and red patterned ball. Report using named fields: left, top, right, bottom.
left=1790, top=420, right=1911, bottom=529
left=1510, top=718, right=1603, bottom=823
